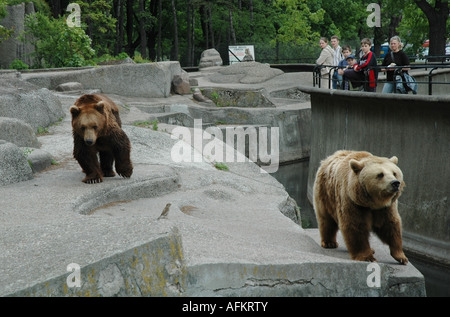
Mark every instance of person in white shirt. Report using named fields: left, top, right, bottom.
left=331, top=35, right=344, bottom=89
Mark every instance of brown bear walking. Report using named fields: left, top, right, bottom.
left=70, top=94, right=133, bottom=184
left=313, top=150, right=408, bottom=265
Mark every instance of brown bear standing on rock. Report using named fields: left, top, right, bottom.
left=70, top=94, right=133, bottom=184
left=313, top=150, right=408, bottom=265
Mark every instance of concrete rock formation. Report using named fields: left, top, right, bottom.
left=0, top=117, right=40, bottom=148
left=55, top=82, right=84, bottom=92
left=0, top=140, right=33, bottom=186
left=0, top=77, right=64, bottom=131
left=172, top=71, right=191, bottom=95
left=199, top=49, right=223, bottom=68
left=209, top=61, right=283, bottom=84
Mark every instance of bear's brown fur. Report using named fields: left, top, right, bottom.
left=313, top=150, right=408, bottom=264
left=70, top=94, right=133, bottom=184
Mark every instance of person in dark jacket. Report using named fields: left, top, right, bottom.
left=381, top=36, right=411, bottom=94
left=343, top=38, right=378, bottom=92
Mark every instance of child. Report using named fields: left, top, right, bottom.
left=343, top=38, right=378, bottom=92
left=341, top=54, right=357, bottom=90
left=336, top=45, right=352, bottom=89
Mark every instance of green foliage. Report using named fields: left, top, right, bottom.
left=9, top=58, right=29, bottom=70
left=22, top=12, right=95, bottom=68
left=273, top=0, right=323, bottom=46
left=3, top=0, right=444, bottom=68
left=214, top=162, right=229, bottom=171
left=0, top=0, right=12, bottom=43
left=72, top=0, right=116, bottom=55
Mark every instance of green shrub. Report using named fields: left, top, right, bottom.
left=9, top=59, right=29, bottom=70
left=22, top=12, right=95, bottom=68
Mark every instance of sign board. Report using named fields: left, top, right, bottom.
left=229, top=45, right=255, bottom=64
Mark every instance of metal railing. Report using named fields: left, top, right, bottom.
left=313, top=64, right=450, bottom=95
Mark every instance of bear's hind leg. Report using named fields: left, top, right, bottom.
left=100, top=151, right=116, bottom=177
left=113, top=135, right=133, bottom=178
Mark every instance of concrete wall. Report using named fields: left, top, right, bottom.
left=22, top=62, right=184, bottom=98
left=303, top=87, right=450, bottom=266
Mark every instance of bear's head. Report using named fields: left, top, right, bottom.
left=349, top=155, right=404, bottom=209
left=70, top=95, right=108, bottom=146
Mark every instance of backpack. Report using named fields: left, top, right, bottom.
left=395, top=72, right=418, bottom=94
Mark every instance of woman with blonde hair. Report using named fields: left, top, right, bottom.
left=381, top=36, right=411, bottom=93
left=316, top=37, right=334, bottom=88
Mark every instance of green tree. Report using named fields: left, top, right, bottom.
left=0, top=0, right=13, bottom=43
left=273, top=0, right=324, bottom=46
left=23, top=11, right=95, bottom=68
left=414, top=0, right=449, bottom=59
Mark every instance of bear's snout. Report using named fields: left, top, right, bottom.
left=390, top=180, right=401, bottom=191
left=85, top=139, right=95, bottom=146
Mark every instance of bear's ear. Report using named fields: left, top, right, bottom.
left=69, top=105, right=80, bottom=118
left=94, top=101, right=105, bottom=114
left=389, top=156, right=398, bottom=165
left=349, top=159, right=364, bottom=174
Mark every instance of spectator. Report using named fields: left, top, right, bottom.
left=331, top=35, right=344, bottom=89
left=316, top=37, right=334, bottom=88
left=343, top=38, right=378, bottom=92
left=337, top=45, right=352, bottom=89
left=381, top=36, right=411, bottom=94
left=340, top=54, right=356, bottom=90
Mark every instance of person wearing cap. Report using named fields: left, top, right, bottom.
left=341, top=54, right=357, bottom=90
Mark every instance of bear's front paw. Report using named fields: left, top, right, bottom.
left=117, top=167, right=133, bottom=178
left=353, top=253, right=377, bottom=262
left=321, top=241, right=338, bottom=248
left=82, top=175, right=103, bottom=184
left=391, top=251, right=408, bottom=265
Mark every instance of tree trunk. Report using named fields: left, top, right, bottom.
left=414, top=0, right=448, bottom=61
left=126, top=0, right=134, bottom=56
left=187, top=0, right=192, bottom=66
left=138, top=0, right=147, bottom=58
left=201, top=5, right=209, bottom=49
left=157, top=0, right=162, bottom=61
left=249, top=0, right=254, bottom=39
left=229, top=7, right=236, bottom=45
left=114, top=0, right=124, bottom=55
left=208, top=3, right=215, bottom=48
left=171, top=0, right=179, bottom=61
left=388, top=14, right=402, bottom=41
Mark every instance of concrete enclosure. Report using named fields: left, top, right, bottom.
left=304, top=87, right=450, bottom=266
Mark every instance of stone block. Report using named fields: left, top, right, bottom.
left=172, top=71, right=191, bottom=95
left=199, top=49, right=223, bottom=68
left=0, top=140, right=33, bottom=186
left=0, top=117, right=40, bottom=148
left=55, top=82, right=83, bottom=92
